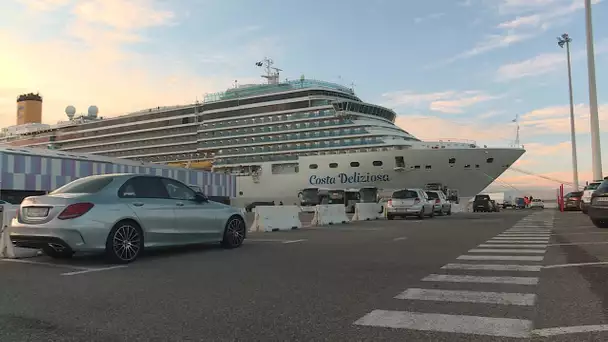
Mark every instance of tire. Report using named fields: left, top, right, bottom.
left=592, top=219, right=608, bottom=229
left=42, top=246, right=73, bottom=259
left=105, top=220, right=143, bottom=264
left=447, top=209, right=452, bottom=216
left=429, top=210, right=435, bottom=218
left=418, top=210, right=425, bottom=219
left=221, top=215, right=246, bottom=249
left=387, top=214, right=394, bottom=220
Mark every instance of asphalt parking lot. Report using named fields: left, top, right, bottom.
left=2, top=209, right=608, bottom=341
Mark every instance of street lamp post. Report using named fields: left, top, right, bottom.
left=584, top=0, right=603, bottom=180
left=558, top=33, right=580, bottom=191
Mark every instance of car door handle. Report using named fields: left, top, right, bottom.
left=176, top=202, right=184, bottom=207
left=133, top=202, right=144, bottom=207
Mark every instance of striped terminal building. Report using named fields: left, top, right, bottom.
left=0, top=146, right=236, bottom=204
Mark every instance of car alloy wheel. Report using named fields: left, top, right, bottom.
left=111, top=224, right=141, bottom=263
left=223, top=217, right=245, bottom=248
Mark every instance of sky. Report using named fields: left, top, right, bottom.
left=0, top=0, right=607, bottom=197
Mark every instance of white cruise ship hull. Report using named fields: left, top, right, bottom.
left=232, top=147, right=525, bottom=207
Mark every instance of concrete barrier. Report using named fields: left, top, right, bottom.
left=351, top=203, right=383, bottom=221
left=249, top=205, right=302, bottom=232
left=311, top=204, right=349, bottom=226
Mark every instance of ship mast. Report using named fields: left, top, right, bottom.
left=513, top=114, right=520, bottom=147
left=256, top=57, right=282, bottom=85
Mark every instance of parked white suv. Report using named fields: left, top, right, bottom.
left=581, top=181, right=602, bottom=214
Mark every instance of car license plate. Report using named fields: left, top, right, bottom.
left=26, top=207, right=49, bottom=217
left=597, top=197, right=608, bottom=202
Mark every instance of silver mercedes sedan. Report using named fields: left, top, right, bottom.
left=10, top=173, right=247, bottom=263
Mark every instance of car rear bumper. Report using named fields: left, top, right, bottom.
left=387, top=206, right=423, bottom=215
left=588, top=206, right=608, bottom=220
left=9, top=226, right=104, bottom=252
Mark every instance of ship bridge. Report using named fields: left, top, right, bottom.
left=332, top=101, right=397, bottom=123
left=204, top=79, right=360, bottom=103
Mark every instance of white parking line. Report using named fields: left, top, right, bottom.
left=497, top=234, right=551, bottom=238
left=491, top=237, right=549, bottom=240
left=457, top=255, right=544, bottom=261
left=532, top=324, right=608, bottom=337
left=543, top=261, right=608, bottom=269
left=552, top=231, right=608, bottom=235
left=478, top=244, right=548, bottom=248
left=282, top=239, right=307, bottom=244
left=548, top=241, right=608, bottom=246
left=468, top=249, right=546, bottom=254
left=353, top=310, right=532, bottom=338
left=422, top=274, right=539, bottom=285
left=441, top=263, right=542, bottom=272
left=486, top=240, right=549, bottom=244
left=393, top=236, right=408, bottom=241
left=395, top=288, right=537, bottom=306
left=246, top=239, right=287, bottom=242
left=61, top=265, right=127, bottom=276
left=0, top=258, right=89, bottom=270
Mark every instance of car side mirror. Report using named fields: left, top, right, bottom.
left=195, top=193, right=208, bottom=203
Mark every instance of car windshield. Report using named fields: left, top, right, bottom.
left=475, top=195, right=490, bottom=201
left=392, top=190, right=418, bottom=199
left=426, top=192, right=439, bottom=199
left=585, top=183, right=601, bottom=190
left=50, top=176, right=114, bottom=194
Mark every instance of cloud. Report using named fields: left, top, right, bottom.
left=414, top=12, right=445, bottom=24
left=382, top=90, right=499, bottom=114
left=496, top=39, right=608, bottom=81
left=496, top=0, right=564, bottom=15
left=394, top=114, right=514, bottom=144
left=0, top=0, right=275, bottom=127
left=497, top=0, right=601, bottom=29
left=496, top=52, right=564, bottom=81
left=519, top=103, right=608, bottom=135
left=434, top=0, right=602, bottom=67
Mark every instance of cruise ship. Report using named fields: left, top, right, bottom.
left=1, top=59, right=525, bottom=206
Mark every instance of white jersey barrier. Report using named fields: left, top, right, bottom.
left=249, top=205, right=302, bottom=232
left=351, top=202, right=384, bottom=221
left=0, top=204, right=38, bottom=259
left=311, top=204, right=349, bottom=226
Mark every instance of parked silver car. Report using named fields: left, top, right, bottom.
left=386, top=188, right=434, bottom=220
left=10, top=174, right=247, bottom=263
left=425, top=190, right=452, bottom=216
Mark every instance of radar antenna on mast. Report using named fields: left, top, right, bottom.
left=256, top=57, right=282, bottom=84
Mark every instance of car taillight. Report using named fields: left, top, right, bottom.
left=435, top=199, right=441, bottom=204
left=387, top=199, right=392, bottom=207
left=414, top=197, right=420, bottom=204
left=58, top=203, right=94, bottom=220
left=572, top=197, right=580, bottom=200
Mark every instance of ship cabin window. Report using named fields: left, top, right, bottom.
left=464, top=164, right=471, bottom=168
left=372, top=160, right=383, bottom=167
left=395, top=156, right=405, bottom=168
left=449, top=157, right=456, bottom=164
left=329, top=163, right=338, bottom=168
left=350, top=161, right=360, bottom=167
left=425, top=165, right=431, bottom=169
left=486, top=157, right=494, bottom=163
left=414, top=165, right=420, bottom=169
